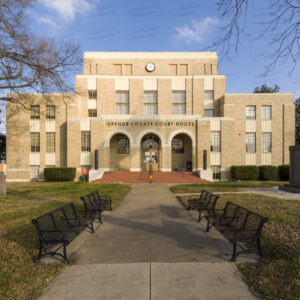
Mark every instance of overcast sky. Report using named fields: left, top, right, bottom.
left=2, top=0, right=299, bottom=133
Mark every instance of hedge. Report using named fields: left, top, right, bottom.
left=231, top=166, right=259, bottom=180
left=259, top=165, right=277, bottom=181
left=278, top=165, right=290, bottom=181
left=44, top=167, right=76, bottom=182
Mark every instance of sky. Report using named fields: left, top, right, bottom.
left=2, top=0, right=300, bottom=132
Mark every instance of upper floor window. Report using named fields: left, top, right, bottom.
left=172, top=136, right=184, bottom=154
left=204, top=91, right=214, bottom=100
left=246, top=106, right=256, bottom=119
left=262, top=106, right=272, bottom=119
left=116, top=91, right=129, bottom=114
left=30, top=105, right=40, bottom=119
left=211, top=132, right=221, bottom=152
left=178, top=64, right=188, bottom=75
left=88, top=109, right=97, bottom=118
left=246, top=133, right=256, bottom=152
left=30, top=132, right=40, bottom=152
left=144, top=92, right=158, bottom=115
left=124, top=64, right=132, bottom=75
left=170, top=64, right=177, bottom=75
left=88, top=90, right=97, bottom=99
left=117, top=136, right=129, bottom=154
left=204, top=64, right=212, bottom=75
left=262, top=133, right=272, bottom=152
left=204, top=109, right=214, bottom=117
left=46, top=133, right=56, bottom=152
left=114, top=64, right=122, bottom=75
left=81, top=131, right=91, bottom=152
left=172, top=91, right=186, bottom=115
left=46, top=105, right=55, bottom=119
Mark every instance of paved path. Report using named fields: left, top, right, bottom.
left=39, top=184, right=256, bottom=300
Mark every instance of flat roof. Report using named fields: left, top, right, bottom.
left=84, top=52, right=217, bottom=59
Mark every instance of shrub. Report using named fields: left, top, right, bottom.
left=44, top=167, right=76, bottom=182
left=278, top=165, right=289, bottom=181
left=231, top=166, right=259, bottom=180
left=259, top=165, right=277, bottom=181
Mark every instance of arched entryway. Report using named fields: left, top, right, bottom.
left=109, top=134, right=131, bottom=170
left=171, top=134, right=192, bottom=171
left=141, top=134, right=161, bottom=171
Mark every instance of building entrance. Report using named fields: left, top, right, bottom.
left=141, top=134, right=160, bottom=171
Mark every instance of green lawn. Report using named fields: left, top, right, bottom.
left=0, top=182, right=131, bottom=300
left=170, top=180, right=288, bottom=193
left=176, top=191, right=300, bottom=300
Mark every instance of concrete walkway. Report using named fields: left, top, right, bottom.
left=39, top=184, right=256, bottom=300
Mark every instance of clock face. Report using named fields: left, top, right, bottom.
left=146, top=62, right=155, bottom=72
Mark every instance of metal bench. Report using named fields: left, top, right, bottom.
left=32, top=202, right=94, bottom=262
left=205, top=201, right=268, bottom=261
left=187, top=190, right=207, bottom=210
left=196, top=193, right=219, bottom=222
left=93, top=190, right=113, bottom=211
left=80, top=193, right=104, bottom=223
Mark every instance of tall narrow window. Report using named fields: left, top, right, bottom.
left=262, top=133, right=272, bottom=152
left=88, top=90, right=97, bottom=99
left=30, top=105, right=40, bottom=119
left=211, top=132, right=221, bottom=152
left=246, top=106, right=256, bottom=119
left=81, top=131, right=91, bottom=152
left=46, top=133, right=56, bottom=152
left=204, top=64, right=212, bottom=75
left=246, top=133, right=256, bottom=152
left=31, top=133, right=40, bottom=152
left=172, top=91, right=186, bottom=115
left=172, top=136, right=184, bottom=154
left=46, top=105, right=55, bottom=119
left=144, top=92, right=158, bottom=115
left=116, top=91, right=129, bottom=114
left=88, top=109, right=97, bottom=117
left=262, top=106, right=272, bottom=119
left=204, top=91, right=214, bottom=100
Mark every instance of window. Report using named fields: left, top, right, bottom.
left=88, top=109, right=97, bottom=117
left=144, top=92, right=158, bottom=115
left=81, top=131, right=91, bottom=152
left=211, top=132, right=221, bottom=152
left=262, top=106, right=272, bottom=119
left=262, top=133, right=272, bottom=152
left=204, top=64, right=212, bottom=75
left=116, top=91, right=129, bottom=114
left=117, top=136, right=129, bottom=154
left=178, top=64, right=188, bottom=75
left=246, top=106, right=256, bottom=119
left=246, top=133, right=256, bottom=152
left=31, top=133, right=40, bottom=152
left=211, top=165, right=221, bottom=179
left=114, top=64, right=122, bottom=75
left=204, top=91, right=214, bottom=100
left=124, top=64, right=132, bottom=75
left=172, top=136, right=184, bottom=154
left=30, top=166, right=40, bottom=180
left=46, top=105, right=55, bottom=119
left=30, top=105, right=40, bottom=119
left=204, top=109, right=214, bottom=117
left=88, top=90, right=97, bottom=99
left=170, top=64, right=177, bottom=75
left=172, top=91, right=186, bottom=115
left=46, top=133, right=56, bottom=152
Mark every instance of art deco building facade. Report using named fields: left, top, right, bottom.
left=6, top=52, right=295, bottom=181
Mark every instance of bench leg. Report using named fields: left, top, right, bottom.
left=230, top=241, right=237, bottom=262
left=38, top=240, right=43, bottom=260
left=197, top=210, right=201, bottom=222
left=63, top=243, right=68, bottom=263
left=90, top=219, right=95, bottom=233
left=205, top=219, right=211, bottom=232
left=257, top=239, right=263, bottom=257
left=98, top=211, right=102, bottom=223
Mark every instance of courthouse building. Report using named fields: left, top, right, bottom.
left=6, top=52, right=295, bottom=181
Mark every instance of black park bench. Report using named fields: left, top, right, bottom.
left=32, top=202, right=95, bottom=262
left=187, top=190, right=207, bottom=210
left=196, top=193, right=219, bottom=222
left=205, top=201, right=268, bottom=261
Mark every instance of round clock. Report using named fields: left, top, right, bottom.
left=146, top=62, right=155, bottom=72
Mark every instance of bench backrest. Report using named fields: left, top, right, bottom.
left=189, top=190, right=206, bottom=202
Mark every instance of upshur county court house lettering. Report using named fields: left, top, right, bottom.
left=6, top=52, right=295, bottom=181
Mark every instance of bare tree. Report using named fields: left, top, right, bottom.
left=209, top=0, right=300, bottom=75
left=0, top=0, right=81, bottom=108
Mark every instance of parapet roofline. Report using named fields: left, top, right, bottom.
left=84, top=52, right=217, bottom=59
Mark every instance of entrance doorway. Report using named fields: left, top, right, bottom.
left=141, top=134, right=160, bottom=171
left=171, top=134, right=192, bottom=171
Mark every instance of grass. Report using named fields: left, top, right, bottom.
left=170, top=180, right=288, bottom=193
left=0, top=182, right=131, bottom=300
left=176, top=192, right=300, bottom=300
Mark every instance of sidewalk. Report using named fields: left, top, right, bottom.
left=38, top=184, right=256, bottom=300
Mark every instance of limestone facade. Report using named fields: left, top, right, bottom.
left=6, top=52, right=295, bottom=181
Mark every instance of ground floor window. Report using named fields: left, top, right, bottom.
left=88, top=109, right=97, bottom=117
left=30, top=165, right=40, bottom=180
left=172, top=136, right=184, bottom=154
left=246, top=133, right=256, bottom=152
left=211, top=165, right=221, bottom=179
left=81, top=131, right=91, bottom=152
left=262, top=133, right=272, bottom=152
